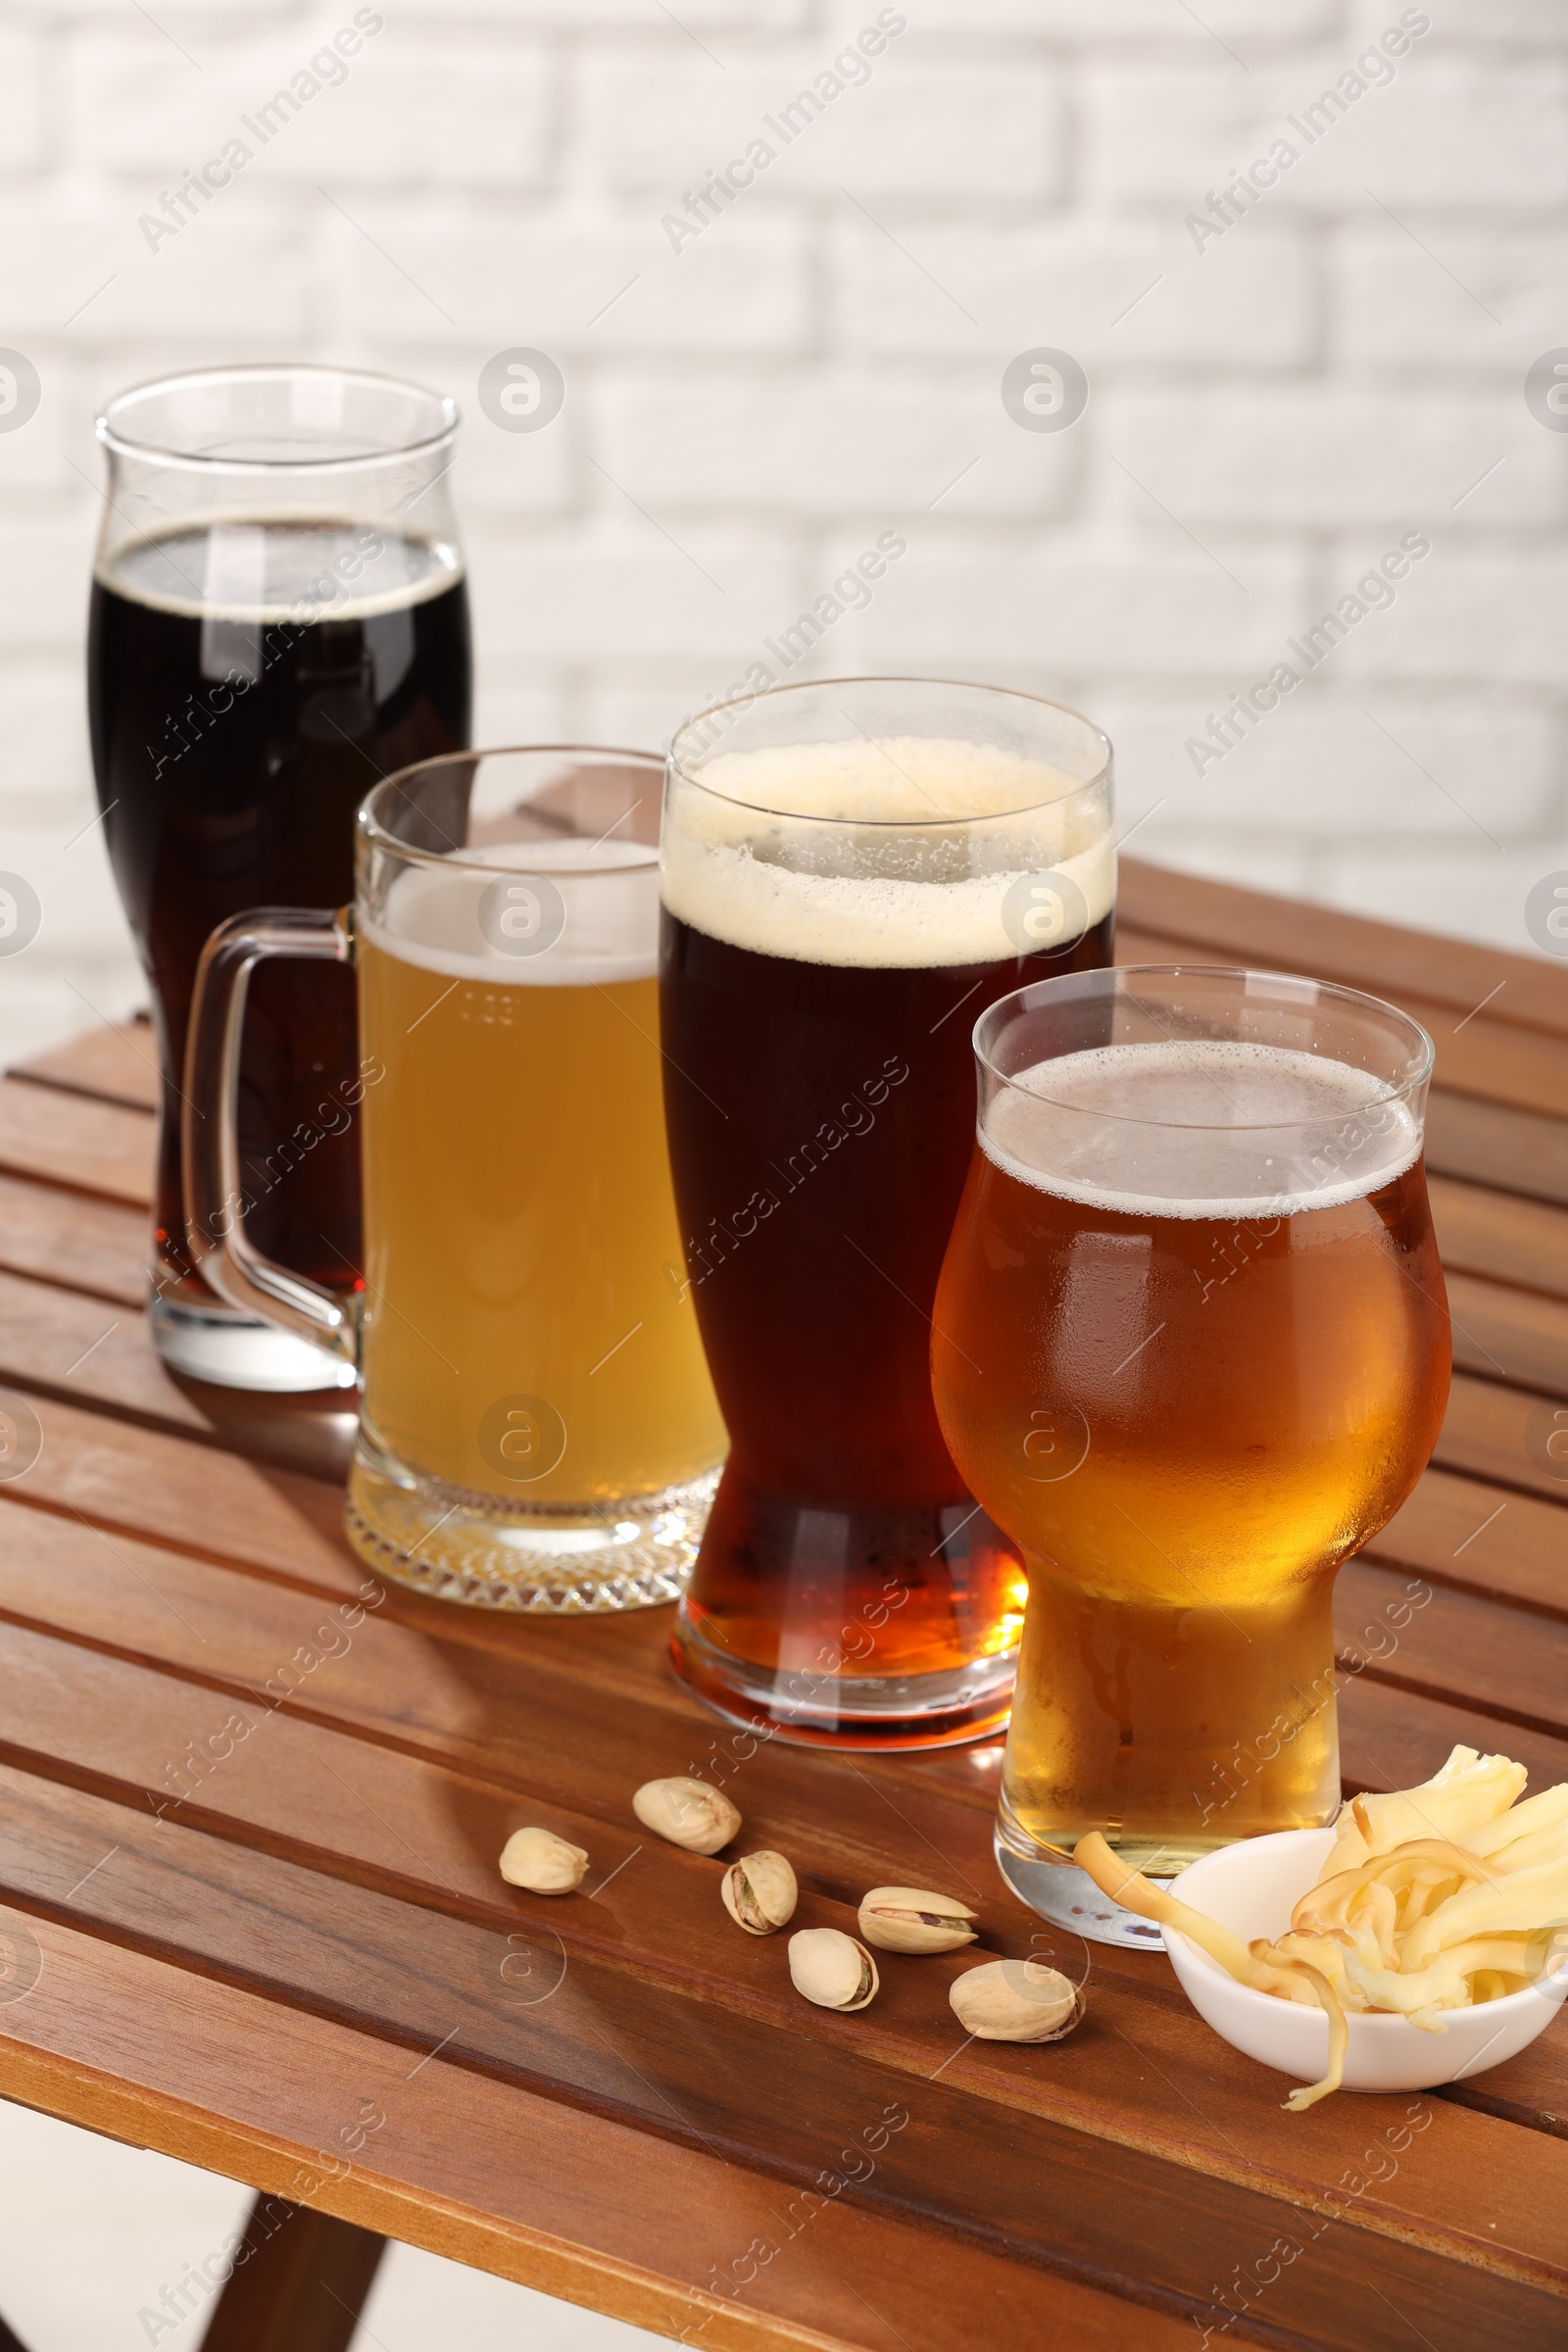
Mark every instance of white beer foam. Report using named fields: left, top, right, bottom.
left=982, top=1040, right=1421, bottom=1220
left=362, top=840, right=659, bottom=988
left=96, top=522, right=462, bottom=622
left=662, top=735, right=1114, bottom=971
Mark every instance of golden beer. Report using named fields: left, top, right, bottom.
left=931, top=973, right=1450, bottom=1930
left=183, top=748, right=726, bottom=1610
left=350, top=837, right=723, bottom=1571
left=356, top=928, right=722, bottom=1505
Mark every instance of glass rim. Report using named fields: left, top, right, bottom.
left=95, top=363, right=460, bottom=473
left=667, top=674, right=1113, bottom=829
left=358, top=744, right=662, bottom=875
left=974, top=962, right=1437, bottom=1130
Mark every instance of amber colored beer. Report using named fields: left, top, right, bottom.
left=932, top=1032, right=1450, bottom=1876
left=353, top=847, right=725, bottom=1510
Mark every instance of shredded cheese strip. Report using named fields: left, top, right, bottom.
left=1072, top=1745, right=1568, bottom=2109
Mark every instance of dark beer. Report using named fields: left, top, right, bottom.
left=660, top=715, right=1115, bottom=1741
left=88, top=522, right=470, bottom=1306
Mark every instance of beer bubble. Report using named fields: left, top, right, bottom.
left=1524, top=869, right=1568, bottom=956
left=478, top=1393, right=567, bottom=1483
left=0, top=1916, right=41, bottom=2006
left=0, top=1392, right=43, bottom=1481
left=478, top=872, right=566, bottom=958
left=1001, top=348, right=1089, bottom=434
left=0, top=350, right=41, bottom=434
left=0, top=871, right=41, bottom=957
left=477, top=348, right=565, bottom=434
left=1525, top=1398, right=1568, bottom=1483
left=1019, top=1400, right=1090, bottom=1482
left=1524, top=350, right=1568, bottom=434
left=1001, top=867, right=1089, bottom=957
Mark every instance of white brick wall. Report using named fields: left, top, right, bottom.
left=2, top=0, right=1566, bottom=1061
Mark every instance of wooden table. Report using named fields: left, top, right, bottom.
left=1, top=858, right=1566, bottom=2352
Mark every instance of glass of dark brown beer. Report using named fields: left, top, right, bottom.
left=932, top=965, right=1451, bottom=1943
left=660, top=675, right=1115, bottom=1746
left=88, top=366, right=471, bottom=1392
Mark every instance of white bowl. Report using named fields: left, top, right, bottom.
left=1164, top=1828, right=1568, bottom=2094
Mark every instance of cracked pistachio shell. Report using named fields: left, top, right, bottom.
left=722, top=1849, right=799, bottom=1936
left=498, top=1825, right=589, bottom=1895
left=632, top=1776, right=741, bottom=1855
left=949, top=1959, right=1084, bottom=2043
left=858, top=1885, right=980, bottom=1954
left=789, top=1928, right=879, bottom=2012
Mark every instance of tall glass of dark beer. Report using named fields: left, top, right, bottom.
left=88, top=366, right=471, bottom=1391
left=660, top=676, right=1115, bottom=1746
left=931, top=966, right=1450, bottom=1940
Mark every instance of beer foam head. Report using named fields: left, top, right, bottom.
left=662, top=736, right=1114, bottom=970
left=95, top=522, right=461, bottom=623
left=981, top=1041, right=1422, bottom=1219
left=363, top=839, right=659, bottom=987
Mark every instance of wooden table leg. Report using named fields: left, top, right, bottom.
left=196, top=2194, right=387, bottom=2352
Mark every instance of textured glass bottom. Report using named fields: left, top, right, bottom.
left=345, top=1433, right=718, bottom=1611
left=995, top=1789, right=1172, bottom=1950
left=670, top=1605, right=1016, bottom=1749
left=151, top=1291, right=358, bottom=1393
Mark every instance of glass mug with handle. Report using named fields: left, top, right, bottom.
left=931, top=965, right=1451, bottom=1942
left=182, top=747, right=726, bottom=1610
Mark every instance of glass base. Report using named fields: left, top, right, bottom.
left=994, top=1788, right=1178, bottom=1948
left=151, top=1291, right=358, bottom=1394
left=669, top=1604, right=1016, bottom=1749
left=994, top=1838, right=1172, bottom=1951
left=345, top=1434, right=719, bottom=1612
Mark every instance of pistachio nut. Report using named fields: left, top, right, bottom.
left=632, top=1775, right=741, bottom=1855
left=721, top=1849, right=798, bottom=1936
left=789, top=1928, right=879, bottom=2012
left=949, top=1958, right=1084, bottom=2043
left=858, top=1885, right=979, bottom=1955
left=498, top=1825, right=589, bottom=1895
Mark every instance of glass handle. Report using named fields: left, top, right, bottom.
left=181, top=906, right=358, bottom=1367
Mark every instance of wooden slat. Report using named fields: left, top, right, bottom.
left=1362, top=1465, right=1568, bottom=1621
left=2, top=1592, right=1567, bottom=2333
left=1338, top=1673, right=1568, bottom=1804
left=1119, top=858, right=1568, bottom=1040
left=2, top=1492, right=1565, bottom=2223
left=0, top=1273, right=356, bottom=1482
left=1, top=1763, right=1563, bottom=2338
left=4, top=1384, right=1560, bottom=1882
left=4, top=1455, right=1558, bottom=1902
left=0, top=1909, right=1201, bottom=2352
left=0, top=1171, right=146, bottom=1306
left=12, top=1015, right=161, bottom=1113
left=0, top=898, right=1563, bottom=2352
left=1337, top=1558, right=1568, bottom=1743
left=1435, top=1372, right=1568, bottom=1500
left=0, top=1396, right=350, bottom=1582
left=1429, top=1176, right=1568, bottom=1301
left=1424, top=1093, right=1568, bottom=1211
left=0, top=1076, right=152, bottom=1205
left=1446, top=1271, right=1568, bottom=1396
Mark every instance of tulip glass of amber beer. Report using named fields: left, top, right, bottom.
left=932, top=966, right=1451, bottom=1941
left=661, top=676, right=1115, bottom=1745
left=181, top=749, right=726, bottom=1609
